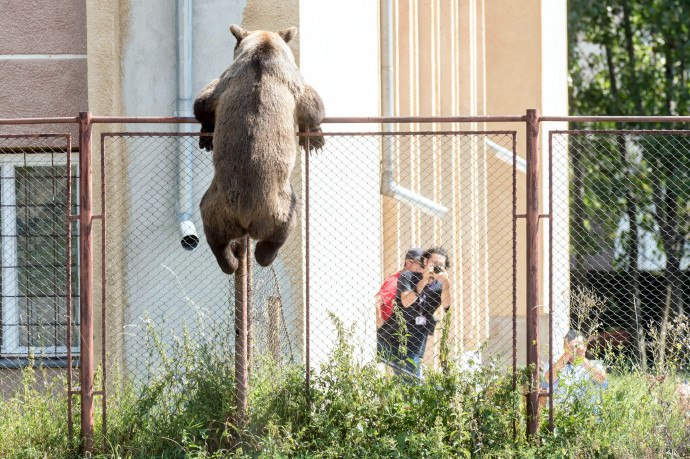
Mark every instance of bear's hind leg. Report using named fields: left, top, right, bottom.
left=253, top=191, right=298, bottom=267
left=201, top=186, right=246, bottom=274
left=202, top=220, right=244, bottom=275
left=255, top=235, right=287, bottom=267
left=208, top=237, right=242, bottom=274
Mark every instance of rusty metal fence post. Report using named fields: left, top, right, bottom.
left=304, top=127, right=311, bottom=404
left=78, top=112, right=95, bottom=455
left=525, top=109, right=541, bottom=438
left=234, top=236, right=249, bottom=428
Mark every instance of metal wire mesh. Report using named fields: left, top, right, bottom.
left=0, top=123, right=522, bottom=440
left=101, top=132, right=299, bottom=401
left=305, top=131, right=517, bottom=379
left=4, top=118, right=689, bottom=448
left=0, top=134, right=78, bottom=397
left=551, top=131, right=690, bottom=370
left=97, top=129, right=518, bottom=397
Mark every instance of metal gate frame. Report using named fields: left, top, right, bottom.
left=545, top=121, right=690, bottom=434
left=0, top=112, right=537, bottom=454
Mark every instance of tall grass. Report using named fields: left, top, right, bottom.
left=2, top=289, right=690, bottom=457
left=0, top=360, right=77, bottom=458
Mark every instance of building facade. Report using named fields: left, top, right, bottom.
left=0, top=0, right=569, bottom=390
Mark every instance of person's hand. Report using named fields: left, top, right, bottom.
left=565, top=337, right=587, bottom=362
left=563, top=342, right=576, bottom=364
left=420, top=264, right=434, bottom=288
left=375, top=296, right=384, bottom=329
left=574, top=341, right=587, bottom=359
left=433, top=266, right=450, bottom=285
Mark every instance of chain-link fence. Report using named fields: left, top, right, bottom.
left=99, top=127, right=519, bottom=411
left=100, top=130, right=300, bottom=434
left=304, top=130, right=518, bottom=382
left=551, top=130, right=690, bottom=373
left=7, top=115, right=690, bottom=452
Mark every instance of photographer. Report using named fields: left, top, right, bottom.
left=390, top=247, right=452, bottom=380
left=376, top=248, right=425, bottom=360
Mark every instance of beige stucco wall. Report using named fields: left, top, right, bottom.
left=384, top=0, right=568, bottom=367
left=242, top=0, right=300, bottom=65
left=85, top=0, right=131, bottom=379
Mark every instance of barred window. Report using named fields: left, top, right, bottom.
left=0, top=162, right=79, bottom=358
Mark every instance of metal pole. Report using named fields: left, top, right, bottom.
left=78, top=112, right=95, bottom=454
left=66, top=134, right=74, bottom=441
left=525, top=109, right=541, bottom=438
left=234, top=236, right=248, bottom=427
left=304, top=129, right=311, bottom=403
left=548, top=132, right=554, bottom=432
left=247, top=240, right=253, bottom=375
left=512, top=131, right=518, bottom=442
left=100, top=135, right=108, bottom=450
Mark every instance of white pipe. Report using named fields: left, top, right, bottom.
left=380, top=0, right=447, bottom=219
left=485, top=137, right=527, bottom=173
left=176, top=0, right=199, bottom=250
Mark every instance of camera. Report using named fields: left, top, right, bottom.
left=433, top=266, right=444, bottom=274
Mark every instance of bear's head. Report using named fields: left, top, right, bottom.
left=229, top=24, right=297, bottom=62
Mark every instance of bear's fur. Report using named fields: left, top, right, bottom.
left=194, top=24, right=325, bottom=274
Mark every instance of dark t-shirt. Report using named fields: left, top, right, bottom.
left=380, top=270, right=445, bottom=358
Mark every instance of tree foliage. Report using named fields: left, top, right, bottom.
left=569, top=0, right=690, bottom=119
left=569, top=0, right=690, bottom=366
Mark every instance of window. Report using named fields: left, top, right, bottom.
left=0, top=156, right=79, bottom=358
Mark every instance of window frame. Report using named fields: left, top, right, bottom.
left=0, top=153, right=79, bottom=358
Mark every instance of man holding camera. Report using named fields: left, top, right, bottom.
left=387, top=247, right=452, bottom=380
left=376, top=248, right=425, bottom=364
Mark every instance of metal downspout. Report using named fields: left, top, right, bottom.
left=176, top=0, right=199, bottom=250
left=380, top=0, right=447, bottom=219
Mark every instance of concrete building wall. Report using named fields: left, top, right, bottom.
left=385, top=0, right=569, bottom=368
left=0, top=0, right=88, bottom=385
left=0, top=0, right=87, bottom=137
left=299, top=0, right=381, bottom=366
left=0, top=0, right=569, bottom=383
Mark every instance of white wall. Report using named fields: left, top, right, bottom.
left=123, top=0, right=245, bottom=117
left=299, top=0, right=381, bottom=366
left=540, top=0, right=569, bottom=359
left=120, top=1, right=249, bottom=378
left=119, top=0, right=381, bottom=375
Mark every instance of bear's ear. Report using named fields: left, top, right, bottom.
left=229, top=24, right=249, bottom=42
left=278, top=27, right=297, bottom=43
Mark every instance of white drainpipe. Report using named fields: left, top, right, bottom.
left=380, top=0, right=447, bottom=219
left=176, top=0, right=199, bottom=250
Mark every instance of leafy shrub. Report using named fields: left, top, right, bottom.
left=3, top=297, right=689, bottom=458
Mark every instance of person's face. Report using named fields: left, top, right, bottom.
left=404, top=257, right=424, bottom=273
left=425, top=253, right=447, bottom=270
left=565, top=336, right=587, bottom=357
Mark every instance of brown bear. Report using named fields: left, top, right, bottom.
left=194, top=24, right=325, bottom=274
